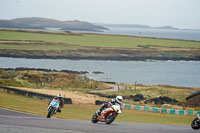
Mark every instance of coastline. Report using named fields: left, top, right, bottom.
left=0, top=54, right=200, bottom=61
left=0, top=29, right=200, bottom=61
left=1, top=59, right=200, bottom=88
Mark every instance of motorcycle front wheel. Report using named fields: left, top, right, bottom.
left=91, top=113, right=99, bottom=123
left=47, top=106, right=55, bottom=118
left=191, top=117, right=200, bottom=130
left=105, top=112, right=117, bottom=124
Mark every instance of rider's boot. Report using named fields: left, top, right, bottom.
left=57, top=108, right=62, bottom=113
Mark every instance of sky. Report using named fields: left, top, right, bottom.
left=1, top=0, right=200, bottom=29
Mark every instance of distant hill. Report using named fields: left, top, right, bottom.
left=0, top=20, right=44, bottom=29
left=0, top=17, right=108, bottom=31
left=60, top=20, right=108, bottom=31
left=154, top=25, right=178, bottom=30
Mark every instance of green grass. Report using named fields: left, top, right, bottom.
left=100, top=85, right=199, bottom=103
left=0, top=41, right=83, bottom=50
left=0, top=90, right=195, bottom=125
left=1, top=30, right=200, bottom=48
left=0, top=43, right=74, bottom=51
left=0, top=69, right=108, bottom=91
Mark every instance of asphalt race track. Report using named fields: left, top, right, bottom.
left=0, top=108, right=198, bottom=133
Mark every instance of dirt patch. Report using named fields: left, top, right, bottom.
left=12, top=86, right=108, bottom=104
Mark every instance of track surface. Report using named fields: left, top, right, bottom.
left=0, top=108, right=198, bottom=133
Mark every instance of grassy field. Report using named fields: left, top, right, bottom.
left=1, top=29, right=200, bottom=49
left=100, top=84, right=200, bottom=104
left=0, top=29, right=200, bottom=61
left=0, top=40, right=82, bottom=51
left=0, top=90, right=195, bottom=125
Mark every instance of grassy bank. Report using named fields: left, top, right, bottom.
left=0, top=90, right=195, bottom=125
left=0, top=69, right=108, bottom=92
left=1, top=69, right=199, bottom=105
left=99, top=84, right=199, bottom=103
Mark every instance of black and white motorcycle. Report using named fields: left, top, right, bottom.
left=191, top=114, right=200, bottom=130
left=47, top=99, right=59, bottom=118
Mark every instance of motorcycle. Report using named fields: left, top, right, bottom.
left=47, top=99, right=59, bottom=118
left=191, top=114, right=200, bottom=130
left=91, top=104, right=122, bottom=124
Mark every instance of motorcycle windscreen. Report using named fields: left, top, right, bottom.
left=52, top=101, right=59, bottom=107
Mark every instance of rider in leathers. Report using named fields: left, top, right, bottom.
left=97, top=96, right=123, bottom=116
left=49, top=94, right=64, bottom=113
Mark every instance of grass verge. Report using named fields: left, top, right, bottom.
left=0, top=90, right=194, bottom=126
left=100, top=84, right=199, bottom=103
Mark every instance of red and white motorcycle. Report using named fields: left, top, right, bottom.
left=91, top=104, right=122, bottom=124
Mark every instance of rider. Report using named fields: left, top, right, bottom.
left=97, top=96, right=123, bottom=116
left=49, top=94, right=64, bottom=113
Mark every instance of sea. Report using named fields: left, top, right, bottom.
left=0, top=57, right=200, bottom=88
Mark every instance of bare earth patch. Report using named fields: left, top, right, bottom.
left=12, top=87, right=108, bottom=104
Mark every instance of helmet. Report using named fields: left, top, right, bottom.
left=57, top=94, right=62, bottom=98
left=116, top=96, right=123, bottom=104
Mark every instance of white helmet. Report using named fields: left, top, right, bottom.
left=57, top=94, right=62, bottom=98
left=116, top=96, right=123, bottom=104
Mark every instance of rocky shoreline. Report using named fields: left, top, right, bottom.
left=2, top=67, right=89, bottom=74
left=1, top=67, right=105, bottom=75
left=1, top=54, right=200, bottom=61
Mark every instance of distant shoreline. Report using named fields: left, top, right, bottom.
left=0, top=28, right=200, bottom=61
left=0, top=54, right=200, bottom=61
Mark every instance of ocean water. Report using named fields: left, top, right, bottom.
left=0, top=57, right=200, bottom=88
left=74, top=27, right=200, bottom=41
left=104, top=27, right=200, bottom=41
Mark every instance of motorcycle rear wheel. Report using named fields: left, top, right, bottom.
left=91, top=113, right=99, bottom=123
left=105, top=112, right=117, bottom=124
left=191, top=117, right=200, bottom=130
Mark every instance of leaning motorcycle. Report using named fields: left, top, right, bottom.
left=91, top=105, right=122, bottom=124
left=191, top=114, right=200, bottom=130
left=47, top=99, right=59, bottom=118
